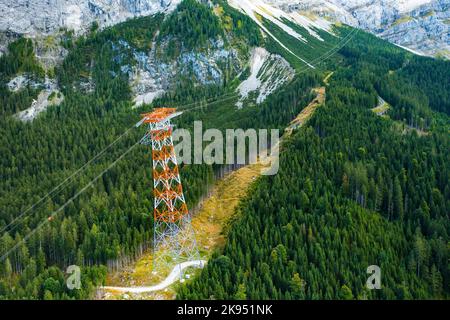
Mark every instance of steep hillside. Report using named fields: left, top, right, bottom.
left=1, top=0, right=448, bottom=58
left=264, top=0, right=450, bottom=58
left=0, top=0, right=180, bottom=36
left=0, top=0, right=322, bottom=299
left=178, top=31, right=450, bottom=300
left=0, top=38, right=46, bottom=116
left=1, top=0, right=345, bottom=121
left=0, top=0, right=448, bottom=301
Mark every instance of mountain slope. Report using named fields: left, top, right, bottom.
left=0, top=0, right=448, bottom=301
left=0, top=0, right=322, bottom=299
left=178, top=31, right=450, bottom=300
left=1, top=0, right=447, bottom=58
left=2, top=0, right=344, bottom=120
left=264, top=0, right=450, bottom=58
left=0, top=0, right=180, bottom=35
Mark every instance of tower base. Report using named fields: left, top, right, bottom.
left=152, top=215, right=201, bottom=277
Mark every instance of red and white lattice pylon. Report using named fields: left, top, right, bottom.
left=139, top=108, right=200, bottom=272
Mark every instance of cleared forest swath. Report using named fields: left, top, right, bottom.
left=101, top=161, right=266, bottom=299
left=101, top=260, right=206, bottom=294
left=100, top=85, right=327, bottom=300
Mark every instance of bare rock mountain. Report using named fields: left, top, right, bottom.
left=265, top=0, right=449, bottom=58
left=0, top=0, right=180, bottom=35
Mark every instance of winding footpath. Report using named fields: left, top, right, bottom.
left=101, top=260, right=206, bottom=293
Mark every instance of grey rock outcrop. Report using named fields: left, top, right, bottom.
left=0, top=0, right=180, bottom=36
left=0, top=0, right=447, bottom=58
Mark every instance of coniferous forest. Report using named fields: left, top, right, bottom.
left=179, top=42, right=450, bottom=299
left=179, top=27, right=450, bottom=300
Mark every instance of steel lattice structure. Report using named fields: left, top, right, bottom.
left=140, top=108, right=199, bottom=269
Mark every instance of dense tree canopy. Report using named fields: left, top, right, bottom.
left=0, top=1, right=448, bottom=300
left=178, top=32, right=450, bottom=300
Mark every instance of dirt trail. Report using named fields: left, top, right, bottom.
left=285, top=86, right=325, bottom=135
left=101, top=85, right=326, bottom=300
left=101, top=260, right=206, bottom=294
left=102, top=162, right=265, bottom=299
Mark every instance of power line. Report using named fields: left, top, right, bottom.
left=294, top=26, right=360, bottom=77
left=0, top=92, right=240, bottom=238
left=0, top=22, right=352, bottom=237
left=0, top=136, right=145, bottom=263
left=0, top=126, right=135, bottom=235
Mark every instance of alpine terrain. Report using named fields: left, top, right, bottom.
left=0, top=0, right=448, bottom=301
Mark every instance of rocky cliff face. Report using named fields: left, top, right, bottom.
left=0, top=0, right=180, bottom=35
left=0, top=0, right=447, bottom=58
left=266, top=0, right=449, bottom=58
left=377, top=0, right=449, bottom=57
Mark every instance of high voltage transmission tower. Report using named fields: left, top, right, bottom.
left=139, top=108, right=200, bottom=273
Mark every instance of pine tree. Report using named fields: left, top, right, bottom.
left=339, top=285, right=353, bottom=300
left=394, top=177, right=404, bottom=220
left=290, top=273, right=306, bottom=299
